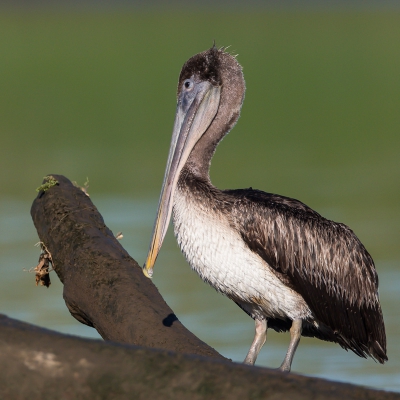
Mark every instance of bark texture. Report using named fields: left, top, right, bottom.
left=2, top=314, right=399, bottom=400
left=31, top=174, right=221, bottom=358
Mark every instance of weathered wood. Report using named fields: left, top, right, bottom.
left=1, top=314, right=398, bottom=400
left=30, top=174, right=222, bottom=359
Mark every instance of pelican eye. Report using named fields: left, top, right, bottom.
left=183, top=79, right=194, bottom=91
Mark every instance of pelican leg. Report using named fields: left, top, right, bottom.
left=244, top=318, right=267, bottom=365
left=279, top=318, right=302, bottom=372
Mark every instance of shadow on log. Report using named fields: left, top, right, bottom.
left=19, top=174, right=397, bottom=399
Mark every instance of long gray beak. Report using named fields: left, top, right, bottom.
left=143, top=80, right=221, bottom=278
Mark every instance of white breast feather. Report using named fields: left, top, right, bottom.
left=173, top=189, right=312, bottom=321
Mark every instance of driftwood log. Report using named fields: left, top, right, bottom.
left=2, top=174, right=396, bottom=399
left=30, top=174, right=221, bottom=358
left=2, top=314, right=399, bottom=400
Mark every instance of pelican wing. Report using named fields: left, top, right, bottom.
left=226, top=188, right=387, bottom=363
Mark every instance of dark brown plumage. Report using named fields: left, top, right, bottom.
left=178, top=45, right=222, bottom=91
left=180, top=166, right=387, bottom=363
left=227, top=188, right=387, bottom=363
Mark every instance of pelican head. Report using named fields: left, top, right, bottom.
left=143, top=45, right=245, bottom=278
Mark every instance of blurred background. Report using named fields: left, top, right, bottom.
left=0, top=0, right=399, bottom=392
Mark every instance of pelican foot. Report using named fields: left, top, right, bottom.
left=278, top=364, right=291, bottom=373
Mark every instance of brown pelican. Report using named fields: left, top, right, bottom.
left=143, top=45, right=387, bottom=371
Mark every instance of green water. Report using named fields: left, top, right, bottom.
left=0, top=9, right=399, bottom=392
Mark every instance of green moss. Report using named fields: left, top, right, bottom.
left=36, top=176, right=58, bottom=192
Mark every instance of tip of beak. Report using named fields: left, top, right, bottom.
left=142, top=265, right=153, bottom=279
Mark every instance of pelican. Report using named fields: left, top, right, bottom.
left=143, top=45, right=387, bottom=371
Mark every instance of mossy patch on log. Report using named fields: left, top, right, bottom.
left=36, top=176, right=59, bottom=193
